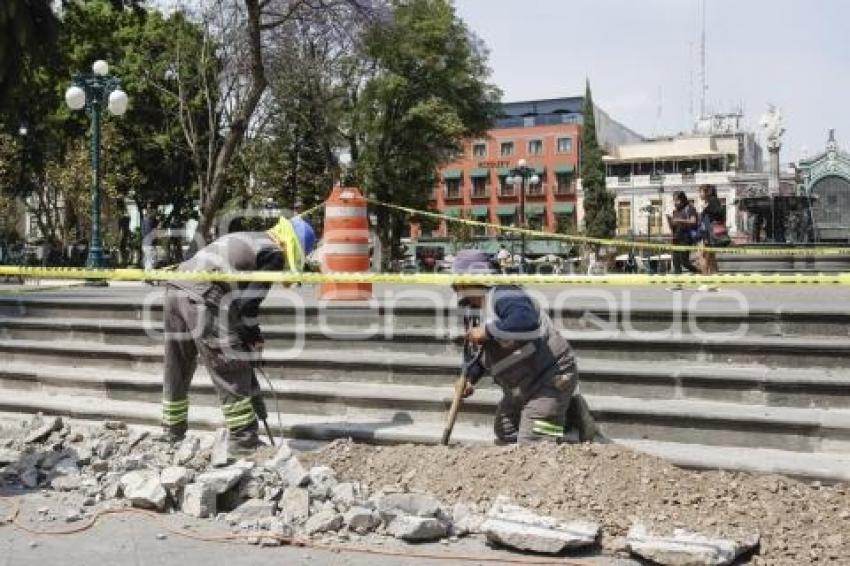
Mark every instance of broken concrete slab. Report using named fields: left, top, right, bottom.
left=307, top=466, right=337, bottom=500
left=211, top=429, right=229, bottom=468
left=226, top=498, right=277, bottom=523
left=120, top=470, right=168, bottom=511
left=451, top=502, right=484, bottom=537
left=24, top=415, right=62, bottom=444
left=279, top=486, right=310, bottom=523
left=266, top=441, right=294, bottom=468
left=182, top=483, right=216, bottom=518
left=277, top=456, right=309, bottom=488
left=160, top=466, right=194, bottom=493
left=481, top=499, right=599, bottom=554
left=344, top=506, right=381, bottom=535
left=625, top=524, right=760, bottom=566
left=303, top=509, right=343, bottom=535
left=173, top=437, right=200, bottom=466
left=195, top=466, right=247, bottom=495
left=375, top=492, right=442, bottom=520
left=331, top=482, right=358, bottom=511
left=386, top=515, right=448, bottom=542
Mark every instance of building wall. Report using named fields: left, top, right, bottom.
left=423, top=121, right=582, bottom=239
left=415, top=97, right=642, bottom=247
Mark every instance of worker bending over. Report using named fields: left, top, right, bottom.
left=451, top=249, right=603, bottom=444
left=160, top=217, right=316, bottom=453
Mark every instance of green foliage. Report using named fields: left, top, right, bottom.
left=580, top=80, right=615, bottom=238
left=446, top=211, right=476, bottom=251
left=356, top=0, right=500, bottom=267
left=0, top=0, right=59, bottom=112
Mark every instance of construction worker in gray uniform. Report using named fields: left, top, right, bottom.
left=451, top=249, right=603, bottom=444
left=160, top=216, right=316, bottom=452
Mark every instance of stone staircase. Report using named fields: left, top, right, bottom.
left=2, top=289, right=850, bottom=482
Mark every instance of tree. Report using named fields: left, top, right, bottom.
left=355, top=0, right=500, bottom=268
left=0, top=0, right=59, bottom=115
left=580, top=80, right=615, bottom=238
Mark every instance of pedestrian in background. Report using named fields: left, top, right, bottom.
left=698, top=184, right=727, bottom=290
left=667, top=191, right=700, bottom=278
left=142, top=204, right=158, bottom=271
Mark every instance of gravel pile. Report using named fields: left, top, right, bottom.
left=305, top=439, right=850, bottom=564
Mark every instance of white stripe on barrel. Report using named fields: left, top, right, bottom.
left=322, top=242, right=371, bottom=255
left=325, top=206, right=367, bottom=218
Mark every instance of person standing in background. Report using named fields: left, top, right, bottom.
left=142, top=204, right=158, bottom=271
left=698, top=185, right=726, bottom=290
left=667, top=191, right=700, bottom=276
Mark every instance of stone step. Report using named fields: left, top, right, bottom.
left=2, top=338, right=850, bottom=410
left=4, top=295, right=850, bottom=338
left=1, top=386, right=850, bottom=483
left=3, top=361, right=850, bottom=454
left=3, top=318, right=850, bottom=368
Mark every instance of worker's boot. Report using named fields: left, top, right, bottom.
left=567, top=394, right=610, bottom=444
left=228, top=422, right=265, bottom=458
left=158, top=422, right=187, bottom=444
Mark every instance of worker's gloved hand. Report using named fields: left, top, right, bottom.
left=462, top=382, right=475, bottom=398
left=465, top=325, right=488, bottom=346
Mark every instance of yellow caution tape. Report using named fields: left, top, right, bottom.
left=370, top=199, right=850, bottom=257
left=3, top=266, right=850, bottom=286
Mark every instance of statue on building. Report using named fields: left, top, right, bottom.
left=759, top=105, right=785, bottom=152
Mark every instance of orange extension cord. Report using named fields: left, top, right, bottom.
left=0, top=496, right=594, bottom=565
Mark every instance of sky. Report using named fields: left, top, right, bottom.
left=453, top=0, right=849, bottom=163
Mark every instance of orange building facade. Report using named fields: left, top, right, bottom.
left=411, top=97, right=643, bottom=252
left=423, top=120, right=581, bottom=238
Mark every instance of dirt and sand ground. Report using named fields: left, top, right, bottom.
left=305, top=439, right=850, bottom=564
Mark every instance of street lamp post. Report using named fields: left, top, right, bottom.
left=506, top=158, right=540, bottom=271
left=65, top=60, right=128, bottom=270
left=17, top=124, right=28, bottom=194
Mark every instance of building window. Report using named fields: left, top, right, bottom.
left=527, top=181, right=544, bottom=196
left=499, top=178, right=515, bottom=197
left=472, top=143, right=487, bottom=158
left=528, top=139, right=543, bottom=156
left=649, top=199, right=663, bottom=235
left=471, top=177, right=488, bottom=198
left=500, top=141, right=514, bottom=157
left=528, top=214, right=544, bottom=231
left=557, top=137, right=573, bottom=153
left=617, top=202, right=632, bottom=235
left=555, top=174, right=573, bottom=194
left=498, top=214, right=514, bottom=227
left=445, top=179, right=461, bottom=199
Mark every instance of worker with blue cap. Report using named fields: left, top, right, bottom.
left=160, top=216, right=316, bottom=453
left=451, top=249, right=603, bottom=444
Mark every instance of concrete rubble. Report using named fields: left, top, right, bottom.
left=481, top=496, right=599, bottom=554
left=0, top=415, right=778, bottom=561
left=625, top=524, right=760, bottom=566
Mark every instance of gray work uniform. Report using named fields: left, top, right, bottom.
left=466, top=286, right=579, bottom=444
left=161, top=232, right=284, bottom=432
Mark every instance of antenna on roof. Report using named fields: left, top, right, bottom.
left=699, top=0, right=707, bottom=119
left=656, top=85, right=663, bottom=136
left=688, top=41, right=694, bottom=124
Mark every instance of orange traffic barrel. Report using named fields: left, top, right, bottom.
left=319, top=186, right=372, bottom=301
